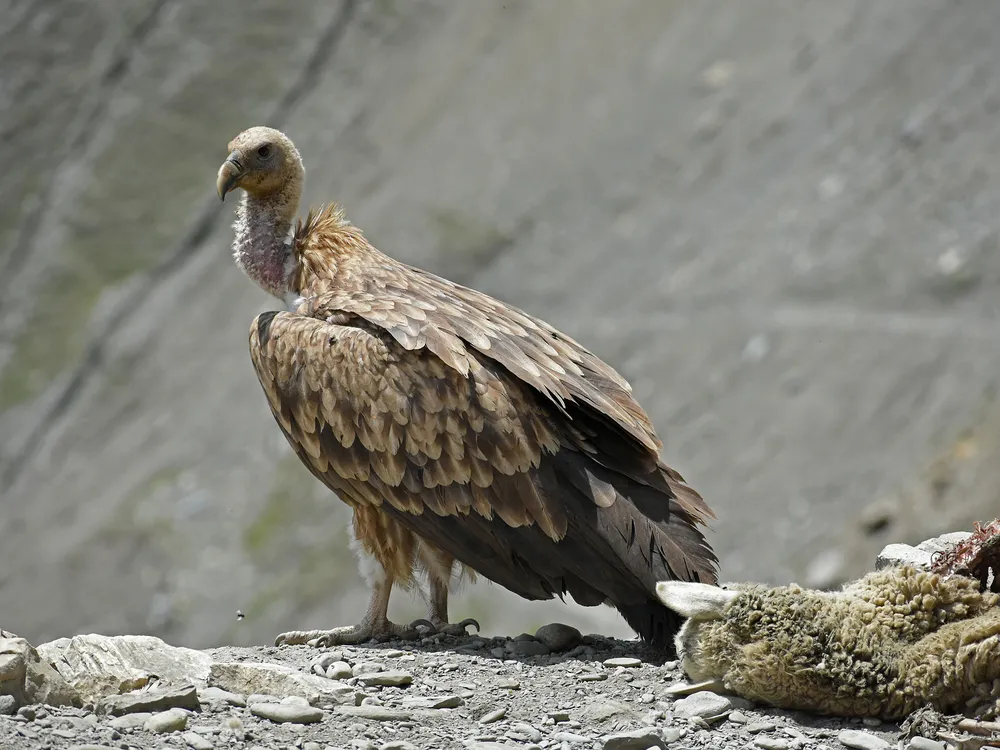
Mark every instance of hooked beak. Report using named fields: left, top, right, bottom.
left=216, top=151, right=244, bottom=201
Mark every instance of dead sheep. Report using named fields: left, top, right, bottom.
left=656, top=566, right=1000, bottom=720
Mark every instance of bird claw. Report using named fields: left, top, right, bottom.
left=274, top=621, right=422, bottom=647
left=410, top=617, right=481, bottom=637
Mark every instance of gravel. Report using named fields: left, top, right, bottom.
left=0, top=630, right=950, bottom=750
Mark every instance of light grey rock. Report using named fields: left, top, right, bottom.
left=400, top=695, right=464, bottom=709
left=380, top=742, right=418, bottom=750
left=552, top=731, right=590, bottom=743
left=534, top=623, right=583, bottom=652
left=747, top=722, right=777, bottom=733
left=672, top=691, right=736, bottom=718
left=661, top=727, right=683, bottom=743
left=37, top=635, right=211, bottom=704
left=509, top=722, right=542, bottom=742
left=875, top=532, right=972, bottom=571
left=906, top=738, right=945, bottom=750
left=208, top=661, right=355, bottom=706
left=838, top=729, right=890, bottom=750
left=108, top=712, right=153, bottom=730
left=101, top=683, right=199, bottom=716
left=334, top=705, right=428, bottom=722
left=250, top=698, right=324, bottom=724
left=356, top=670, right=413, bottom=687
left=754, top=739, right=791, bottom=750
left=1, top=635, right=79, bottom=708
left=326, top=661, right=354, bottom=680
left=603, top=727, right=673, bottom=749
left=0, top=694, right=16, bottom=715
left=183, top=730, right=215, bottom=750
left=581, top=701, right=629, bottom=723
left=197, top=686, right=246, bottom=707
left=478, top=707, right=507, bottom=724
left=602, top=657, right=642, bottom=668
left=143, top=707, right=189, bottom=733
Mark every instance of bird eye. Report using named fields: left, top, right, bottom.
left=257, top=145, right=271, bottom=158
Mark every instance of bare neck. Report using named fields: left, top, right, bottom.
left=232, top=182, right=302, bottom=300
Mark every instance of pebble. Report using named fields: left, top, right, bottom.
left=838, top=729, right=890, bottom=750
left=251, top=697, right=324, bottom=724
left=356, top=669, right=413, bottom=687
left=335, top=705, right=414, bottom=721
left=552, top=731, right=589, bottom=743
left=747, top=722, right=778, bottom=733
left=602, top=728, right=671, bottom=749
left=497, top=679, right=520, bottom=690
left=579, top=672, right=608, bottom=682
left=0, top=695, right=16, bottom=715
left=183, top=730, right=215, bottom=750
left=906, top=739, right=945, bottom=750
left=673, top=691, right=735, bottom=718
left=380, top=742, right=418, bottom=750
left=728, top=710, right=749, bottom=724
left=352, top=661, right=383, bottom=676
left=326, top=661, right=354, bottom=680
left=534, top=623, right=583, bottom=652
left=754, top=739, right=791, bottom=750
left=478, top=707, right=507, bottom=724
left=505, top=639, right=551, bottom=657
left=198, top=686, right=247, bottom=707
left=143, top=707, right=190, bottom=733
left=109, top=712, right=153, bottom=730
left=602, top=657, right=641, bottom=668
left=508, top=722, right=542, bottom=742
left=400, top=695, right=464, bottom=709
left=67, top=746, right=116, bottom=750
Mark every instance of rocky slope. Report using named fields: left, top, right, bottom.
left=3, top=0, right=1000, bottom=649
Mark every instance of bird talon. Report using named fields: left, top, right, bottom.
left=407, top=619, right=437, bottom=635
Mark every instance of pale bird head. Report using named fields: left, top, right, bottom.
left=217, top=126, right=303, bottom=201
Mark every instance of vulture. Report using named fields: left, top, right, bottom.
left=216, top=126, right=718, bottom=651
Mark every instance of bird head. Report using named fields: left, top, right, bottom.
left=217, top=126, right=303, bottom=201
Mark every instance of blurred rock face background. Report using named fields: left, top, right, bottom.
left=2, top=0, right=999, bottom=648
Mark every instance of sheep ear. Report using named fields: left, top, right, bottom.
left=656, top=581, right=739, bottom=620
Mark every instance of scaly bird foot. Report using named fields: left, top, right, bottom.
left=413, top=617, right=481, bottom=637
left=274, top=620, right=421, bottom=647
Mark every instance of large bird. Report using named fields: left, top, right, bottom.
left=216, top=126, right=718, bottom=651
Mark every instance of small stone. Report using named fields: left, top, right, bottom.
left=352, top=661, right=382, bottom=676
left=103, top=683, right=200, bottom=715
left=701, top=59, right=735, bottom=89
left=250, top=700, right=324, bottom=724
left=356, top=670, right=413, bottom=687
left=400, top=695, right=464, bottom=709
left=489, top=648, right=506, bottom=659
left=728, top=710, right=749, bottom=724
left=754, top=739, right=791, bottom=750
left=0, top=695, right=16, bottom=715
left=838, top=729, right=890, bottom=750
left=602, top=657, right=641, bottom=668
left=198, top=686, right=246, bottom=707
left=183, top=731, right=215, bottom=750
left=335, top=705, right=416, bottom=721
left=547, top=710, right=571, bottom=722
left=552, top=732, right=589, bottom=744
left=143, top=707, right=189, bottom=733
left=640, top=693, right=654, bottom=703
left=906, top=738, right=945, bottom=750
left=603, top=728, right=671, bottom=749
left=16, top=705, right=35, bottom=720
left=673, top=691, right=735, bottom=719
left=661, top=727, right=683, bottom=743
left=326, top=661, right=354, bottom=680
left=862, top=717, right=881, bottom=727
left=479, top=707, right=507, bottom=724
left=747, top=722, right=777, bottom=733
left=380, top=742, right=418, bottom=750
left=66, top=746, right=116, bottom=750
left=497, top=679, right=520, bottom=690
left=579, top=672, right=607, bottom=682
left=109, top=712, right=153, bottom=730
left=533, top=624, right=583, bottom=652
left=509, top=722, right=542, bottom=742
left=505, top=639, right=551, bottom=657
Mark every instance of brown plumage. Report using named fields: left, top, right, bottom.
left=217, top=126, right=718, bottom=651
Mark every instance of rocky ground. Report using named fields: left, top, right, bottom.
left=0, top=628, right=919, bottom=750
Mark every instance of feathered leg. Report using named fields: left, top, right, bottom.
left=415, top=542, right=480, bottom=637
left=274, top=505, right=427, bottom=647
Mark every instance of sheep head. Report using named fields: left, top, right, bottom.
left=655, top=581, right=739, bottom=686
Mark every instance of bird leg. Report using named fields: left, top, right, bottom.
left=274, top=565, right=421, bottom=647
left=415, top=545, right=480, bottom=637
